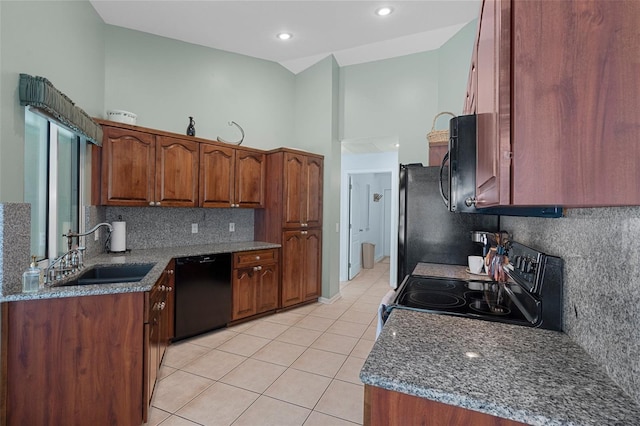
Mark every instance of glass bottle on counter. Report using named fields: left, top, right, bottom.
left=22, top=256, right=41, bottom=293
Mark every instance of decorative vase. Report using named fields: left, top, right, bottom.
left=186, top=116, right=196, bottom=136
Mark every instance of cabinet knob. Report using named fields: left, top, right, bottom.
left=149, top=201, right=155, bottom=206
left=465, top=197, right=476, bottom=207
left=156, top=201, right=161, bottom=206
left=160, top=285, right=166, bottom=291
left=255, top=256, right=260, bottom=260
left=168, top=269, right=174, bottom=275
left=159, top=301, right=166, bottom=310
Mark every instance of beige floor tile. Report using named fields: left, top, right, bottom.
left=275, top=326, right=323, bottom=347
left=311, top=333, right=359, bottom=355
left=251, top=340, right=307, bottom=366
left=303, top=411, right=360, bottom=426
left=287, top=302, right=322, bottom=315
left=315, top=380, right=364, bottom=424
left=335, top=356, right=366, bottom=385
left=182, top=349, right=246, bottom=380
left=339, top=309, right=376, bottom=326
left=264, top=368, right=332, bottom=409
left=188, top=329, right=239, bottom=349
left=162, top=342, right=210, bottom=369
left=152, top=370, right=213, bottom=413
left=226, top=321, right=255, bottom=333
left=158, top=364, right=177, bottom=380
left=357, top=294, right=388, bottom=305
left=262, top=311, right=306, bottom=326
left=220, top=358, right=286, bottom=393
left=176, top=382, right=259, bottom=426
left=350, top=339, right=375, bottom=359
left=232, top=395, right=311, bottom=426
left=143, top=406, right=170, bottom=426
left=290, top=347, right=347, bottom=378
left=348, top=301, right=380, bottom=314
left=157, top=415, right=201, bottom=426
left=295, top=315, right=335, bottom=332
left=361, top=325, right=377, bottom=341
left=326, top=320, right=368, bottom=338
left=217, top=333, right=271, bottom=356
left=308, top=304, right=349, bottom=319
left=242, top=321, right=290, bottom=339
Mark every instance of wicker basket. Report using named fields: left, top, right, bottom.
left=427, top=112, right=456, bottom=145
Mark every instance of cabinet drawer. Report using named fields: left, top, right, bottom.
left=234, top=249, right=278, bottom=267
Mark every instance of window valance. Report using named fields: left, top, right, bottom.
left=18, top=73, right=103, bottom=146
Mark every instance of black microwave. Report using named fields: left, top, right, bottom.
left=439, top=114, right=562, bottom=218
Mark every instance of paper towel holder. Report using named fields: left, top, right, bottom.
left=107, top=216, right=130, bottom=254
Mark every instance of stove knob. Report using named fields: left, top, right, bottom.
left=514, top=256, right=523, bottom=270
left=526, top=260, right=537, bottom=274
left=521, top=258, right=531, bottom=273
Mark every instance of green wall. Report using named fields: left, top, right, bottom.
left=0, top=0, right=105, bottom=202
left=104, top=26, right=295, bottom=150
left=294, top=55, right=342, bottom=300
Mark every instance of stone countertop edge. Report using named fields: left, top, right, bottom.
left=1, top=241, right=280, bottom=303
left=360, top=308, right=640, bottom=426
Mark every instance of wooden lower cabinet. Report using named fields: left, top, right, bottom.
left=281, top=229, right=322, bottom=308
left=364, top=385, right=527, bottom=426
left=2, top=293, right=145, bottom=426
left=232, top=249, right=279, bottom=321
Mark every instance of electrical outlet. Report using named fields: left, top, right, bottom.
left=229, top=222, right=235, bottom=232
left=94, top=229, right=100, bottom=241
left=191, top=223, right=198, bottom=233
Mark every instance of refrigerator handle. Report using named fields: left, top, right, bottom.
left=439, top=151, right=450, bottom=208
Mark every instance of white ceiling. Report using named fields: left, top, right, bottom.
left=90, top=0, right=480, bottom=75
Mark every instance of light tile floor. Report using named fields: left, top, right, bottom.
left=146, top=258, right=391, bottom=426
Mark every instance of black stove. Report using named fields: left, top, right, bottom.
left=387, top=242, right=563, bottom=331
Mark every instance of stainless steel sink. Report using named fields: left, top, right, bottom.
left=58, top=263, right=155, bottom=286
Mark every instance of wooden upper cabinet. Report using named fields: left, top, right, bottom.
left=283, top=152, right=323, bottom=228
left=101, top=127, right=156, bottom=206
left=200, top=143, right=235, bottom=207
left=234, top=148, right=266, bottom=208
left=473, top=0, right=640, bottom=207
left=200, top=144, right=265, bottom=208
left=155, top=136, right=199, bottom=207
left=475, top=0, right=511, bottom=208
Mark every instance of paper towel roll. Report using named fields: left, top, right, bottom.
left=111, top=221, right=126, bottom=252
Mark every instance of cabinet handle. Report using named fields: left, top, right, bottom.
left=253, top=266, right=262, bottom=271
left=301, top=231, right=308, bottom=235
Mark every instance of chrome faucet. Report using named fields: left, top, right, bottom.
left=45, top=223, right=113, bottom=285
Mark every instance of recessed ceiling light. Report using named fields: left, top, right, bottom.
left=277, top=32, right=292, bottom=41
left=376, top=7, right=393, bottom=17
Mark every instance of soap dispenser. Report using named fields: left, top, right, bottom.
left=22, top=256, right=41, bottom=293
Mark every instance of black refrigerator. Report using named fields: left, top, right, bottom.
left=397, top=164, right=499, bottom=284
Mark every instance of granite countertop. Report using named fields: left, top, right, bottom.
left=361, top=263, right=640, bottom=425
left=1, top=241, right=280, bottom=303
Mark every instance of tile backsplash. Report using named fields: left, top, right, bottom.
left=103, top=206, right=254, bottom=250
left=502, top=207, right=640, bottom=405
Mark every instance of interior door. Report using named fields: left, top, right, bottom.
left=348, top=176, right=361, bottom=280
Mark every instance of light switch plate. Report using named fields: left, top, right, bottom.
left=191, top=223, right=198, bottom=233
left=229, top=222, right=235, bottom=232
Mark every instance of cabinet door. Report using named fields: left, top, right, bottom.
left=304, top=156, right=323, bottom=228
left=235, top=149, right=265, bottom=208
left=303, top=229, right=322, bottom=301
left=256, top=263, right=279, bottom=314
left=232, top=268, right=257, bottom=320
left=156, top=137, right=199, bottom=207
left=281, top=231, right=304, bottom=307
left=200, top=143, right=235, bottom=207
left=475, top=0, right=511, bottom=207
left=101, top=127, right=155, bottom=206
left=283, top=153, right=305, bottom=228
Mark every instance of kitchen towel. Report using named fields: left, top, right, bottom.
left=111, top=221, right=126, bottom=252
left=376, top=289, right=396, bottom=339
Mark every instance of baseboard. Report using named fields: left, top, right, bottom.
left=318, top=292, right=342, bottom=304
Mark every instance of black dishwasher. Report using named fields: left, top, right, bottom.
left=174, top=253, right=232, bottom=341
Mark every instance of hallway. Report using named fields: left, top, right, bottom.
left=146, top=259, right=392, bottom=426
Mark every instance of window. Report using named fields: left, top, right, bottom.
left=24, top=109, right=85, bottom=261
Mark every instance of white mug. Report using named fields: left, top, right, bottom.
left=468, top=255, right=484, bottom=274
